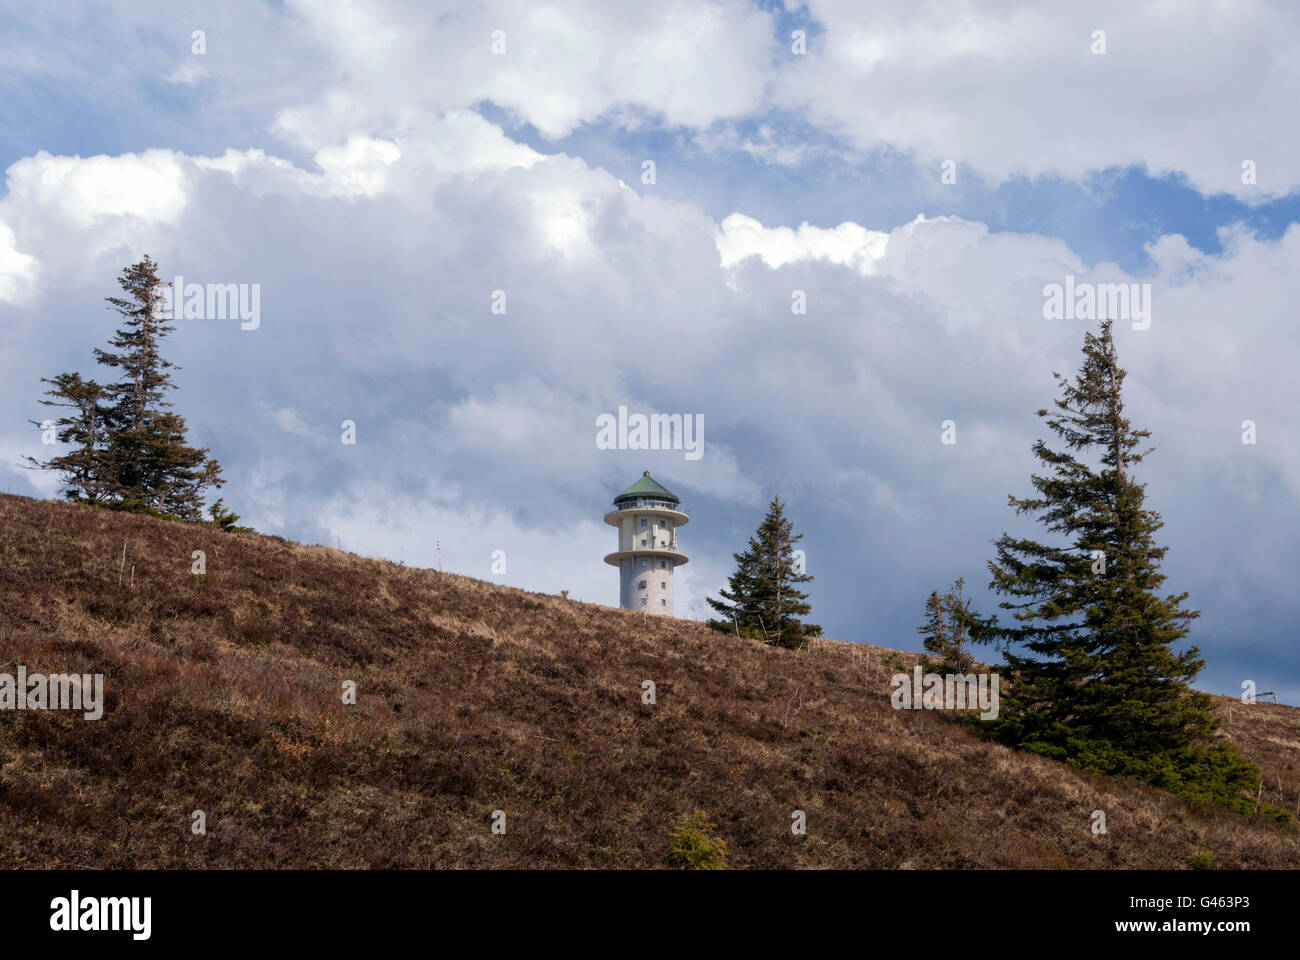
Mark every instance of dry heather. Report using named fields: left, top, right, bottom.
left=0, top=492, right=1296, bottom=869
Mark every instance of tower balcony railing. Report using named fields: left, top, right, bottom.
left=604, top=498, right=689, bottom=518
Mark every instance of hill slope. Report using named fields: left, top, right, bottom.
left=0, top=492, right=1296, bottom=868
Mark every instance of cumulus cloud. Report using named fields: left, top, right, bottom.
left=261, top=0, right=1300, bottom=197
left=717, top=212, right=890, bottom=274
left=774, top=0, right=1300, bottom=199
left=5, top=150, right=190, bottom=227
left=6, top=1, right=1298, bottom=199
left=312, top=136, right=402, bottom=198
left=0, top=220, right=37, bottom=304
left=262, top=0, right=777, bottom=153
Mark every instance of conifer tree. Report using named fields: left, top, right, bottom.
left=30, top=256, right=225, bottom=521
left=707, top=496, right=820, bottom=648
left=25, top=372, right=110, bottom=503
left=918, top=578, right=975, bottom=674
left=972, top=320, right=1260, bottom=810
left=206, top=498, right=245, bottom=532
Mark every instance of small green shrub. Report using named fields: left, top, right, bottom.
left=667, top=810, right=728, bottom=870
left=1185, top=846, right=1216, bottom=870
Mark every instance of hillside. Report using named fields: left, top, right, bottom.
left=0, top=492, right=1296, bottom=869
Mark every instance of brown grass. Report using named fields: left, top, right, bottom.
left=0, top=492, right=1296, bottom=868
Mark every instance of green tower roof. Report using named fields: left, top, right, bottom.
left=613, top=471, right=680, bottom=504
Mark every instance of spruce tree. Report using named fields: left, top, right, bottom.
left=918, top=578, right=975, bottom=674
left=707, top=496, right=820, bottom=648
left=24, top=372, right=110, bottom=503
left=973, top=319, right=1260, bottom=811
left=30, top=255, right=225, bottom=521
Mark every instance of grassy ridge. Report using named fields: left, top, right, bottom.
left=0, top=492, right=1296, bottom=868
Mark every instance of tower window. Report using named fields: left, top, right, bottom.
left=659, top=520, right=665, bottom=527
left=660, top=560, right=667, bottom=569
left=640, top=559, right=647, bottom=568
left=661, top=599, right=666, bottom=607
left=640, top=538, right=647, bottom=546
left=660, top=582, right=665, bottom=589
left=640, top=519, right=647, bottom=527
left=638, top=580, right=646, bottom=589
left=641, top=597, right=647, bottom=606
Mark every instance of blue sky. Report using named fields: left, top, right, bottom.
left=1, top=0, right=1297, bottom=703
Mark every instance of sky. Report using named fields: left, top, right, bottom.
left=0, top=0, right=1296, bottom=702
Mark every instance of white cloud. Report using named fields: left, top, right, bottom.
left=312, top=136, right=402, bottom=198
left=421, top=111, right=544, bottom=174
left=4, top=150, right=190, bottom=227
left=0, top=220, right=37, bottom=304
left=775, top=0, right=1300, bottom=198
left=8, top=1, right=1299, bottom=200
left=254, top=0, right=1300, bottom=197
left=272, top=0, right=777, bottom=147
left=717, top=212, right=890, bottom=274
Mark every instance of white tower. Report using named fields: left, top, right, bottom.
left=604, top=471, right=689, bottom=615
